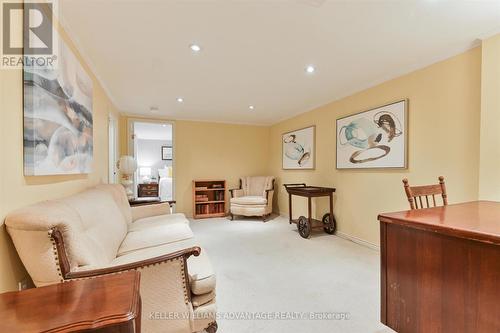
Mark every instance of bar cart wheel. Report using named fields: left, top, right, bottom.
left=322, top=213, right=337, bottom=235
left=297, top=216, right=311, bottom=239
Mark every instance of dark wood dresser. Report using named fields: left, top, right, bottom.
left=378, top=201, right=500, bottom=333
left=0, top=271, right=141, bottom=332
left=138, top=183, right=159, bottom=197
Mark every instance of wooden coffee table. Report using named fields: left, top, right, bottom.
left=0, top=271, right=142, bottom=332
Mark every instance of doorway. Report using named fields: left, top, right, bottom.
left=128, top=119, right=174, bottom=201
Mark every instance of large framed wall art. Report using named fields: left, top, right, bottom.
left=336, top=100, right=408, bottom=169
left=24, top=28, right=93, bottom=175
left=282, top=125, right=315, bottom=170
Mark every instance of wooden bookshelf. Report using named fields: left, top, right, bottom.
left=193, top=180, right=227, bottom=219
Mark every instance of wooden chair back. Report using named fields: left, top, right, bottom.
left=402, top=176, right=448, bottom=210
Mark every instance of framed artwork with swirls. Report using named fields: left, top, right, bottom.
left=282, top=126, right=315, bottom=170
left=336, top=100, right=408, bottom=169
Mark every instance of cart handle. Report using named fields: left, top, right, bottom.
left=283, top=183, right=307, bottom=189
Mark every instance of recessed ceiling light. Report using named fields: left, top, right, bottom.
left=162, top=124, right=167, bottom=127
left=249, top=105, right=255, bottom=110
left=176, top=97, right=184, bottom=103
left=305, top=65, right=316, bottom=74
left=190, top=44, right=201, bottom=52
left=150, top=106, right=159, bottom=113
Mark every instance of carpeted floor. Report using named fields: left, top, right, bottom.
left=190, top=215, right=395, bottom=333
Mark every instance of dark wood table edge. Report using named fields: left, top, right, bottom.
left=129, top=199, right=176, bottom=207
left=1, top=272, right=143, bottom=333
left=53, top=272, right=141, bottom=333
left=378, top=201, right=500, bottom=246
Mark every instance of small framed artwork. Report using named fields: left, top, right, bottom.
left=336, top=99, right=408, bottom=169
left=161, top=146, right=172, bottom=160
left=282, top=125, right=315, bottom=170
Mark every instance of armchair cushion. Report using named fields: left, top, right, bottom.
left=241, top=176, right=274, bottom=196
left=230, top=196, right=267, bottom=205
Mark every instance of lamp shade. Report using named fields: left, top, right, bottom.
left=117, top=156, right=137, bottom=175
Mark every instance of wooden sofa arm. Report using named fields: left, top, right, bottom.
left=49, top=227, right=200, bottom=279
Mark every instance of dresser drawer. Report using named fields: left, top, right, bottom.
left=141, top=184, right=157, bottom=191
left=138, top=184, right=159, bottom=197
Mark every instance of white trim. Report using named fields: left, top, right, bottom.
left=335, top=231, right=379, bottom=252
left=280, top=213, right=379, bottom=251
left=120, top=112, right=269, bottom=127
left=478, top=26, right=500, bottom=41
left=108, top=114, right=118, bottom=184
left=127, top=119, right=176, bottom=202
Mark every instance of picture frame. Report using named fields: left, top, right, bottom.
left=336, top=99, right=408, bottom=169
left=161, top=146, right=172, bottom=160
left=282, top=125, right=315, bottom=170
left=23, top=18, right=93, bottom=176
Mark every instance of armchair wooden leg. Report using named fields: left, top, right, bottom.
left=206, top=321, right=218, bottom=333
left=262, top=214, right=269, bottom=222
left=229, top=212, right=234, bottom=221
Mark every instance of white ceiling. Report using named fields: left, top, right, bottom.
left=60, top=0, right=500, bottom=125
left=134, top=122, right=172, bottom=141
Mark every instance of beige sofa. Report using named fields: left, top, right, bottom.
left=229, top=176, right=275, bottom=222
left=5, top=184, right=217, bottom=333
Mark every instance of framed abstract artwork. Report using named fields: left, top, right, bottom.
left=23, top=28, right=93, bottom=175
left=336, top=100, right=408, bottom=169
left=282, top=126, right=315, bottom=170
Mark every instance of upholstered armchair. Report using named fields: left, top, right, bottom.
left=229, top=176, right=275, bottom=222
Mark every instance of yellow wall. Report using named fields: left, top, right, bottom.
left=269, top=48, right=482, bottom=246
left=0, top=20, right=120, bottom=292
left=119, top=116, right=270, bottom=216
left=479, top=34, right=500, bottom=200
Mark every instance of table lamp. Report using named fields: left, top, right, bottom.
left=117, top=156, right=137, bottom=199
left=139, top=167, right=152, bottom=183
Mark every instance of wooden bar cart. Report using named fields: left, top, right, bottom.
left=283, top=183, right=337, bottom=239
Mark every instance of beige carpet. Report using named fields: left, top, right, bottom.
left=190, top=216, right=395, bottom=333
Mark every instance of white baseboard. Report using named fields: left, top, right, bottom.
left=335, top=231, right=380, bottom=251
left=278, top=212, right=380, bottom=251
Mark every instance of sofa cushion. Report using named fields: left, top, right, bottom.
left=128, top=213, right=189, bottom=232
left=118, top=223, right=194, bottom=256
left=192, top=291, right=216, bottom=307
left=58, top=187, right=128, bottom=264
left=189, top=249, right=216, bottom=295
left=95, top=184, right=133, bottom=224
left=230, top=196, right=267, bottom=205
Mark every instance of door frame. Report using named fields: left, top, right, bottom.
left=108, top=114, right=118, bottom=184
left=126, top=118, right=176, bottom=201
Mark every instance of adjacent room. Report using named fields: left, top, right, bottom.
left=0, top=1, right=499, bottom=333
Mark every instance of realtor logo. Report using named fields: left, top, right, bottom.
left=1, top=0, right=57, bottom=69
